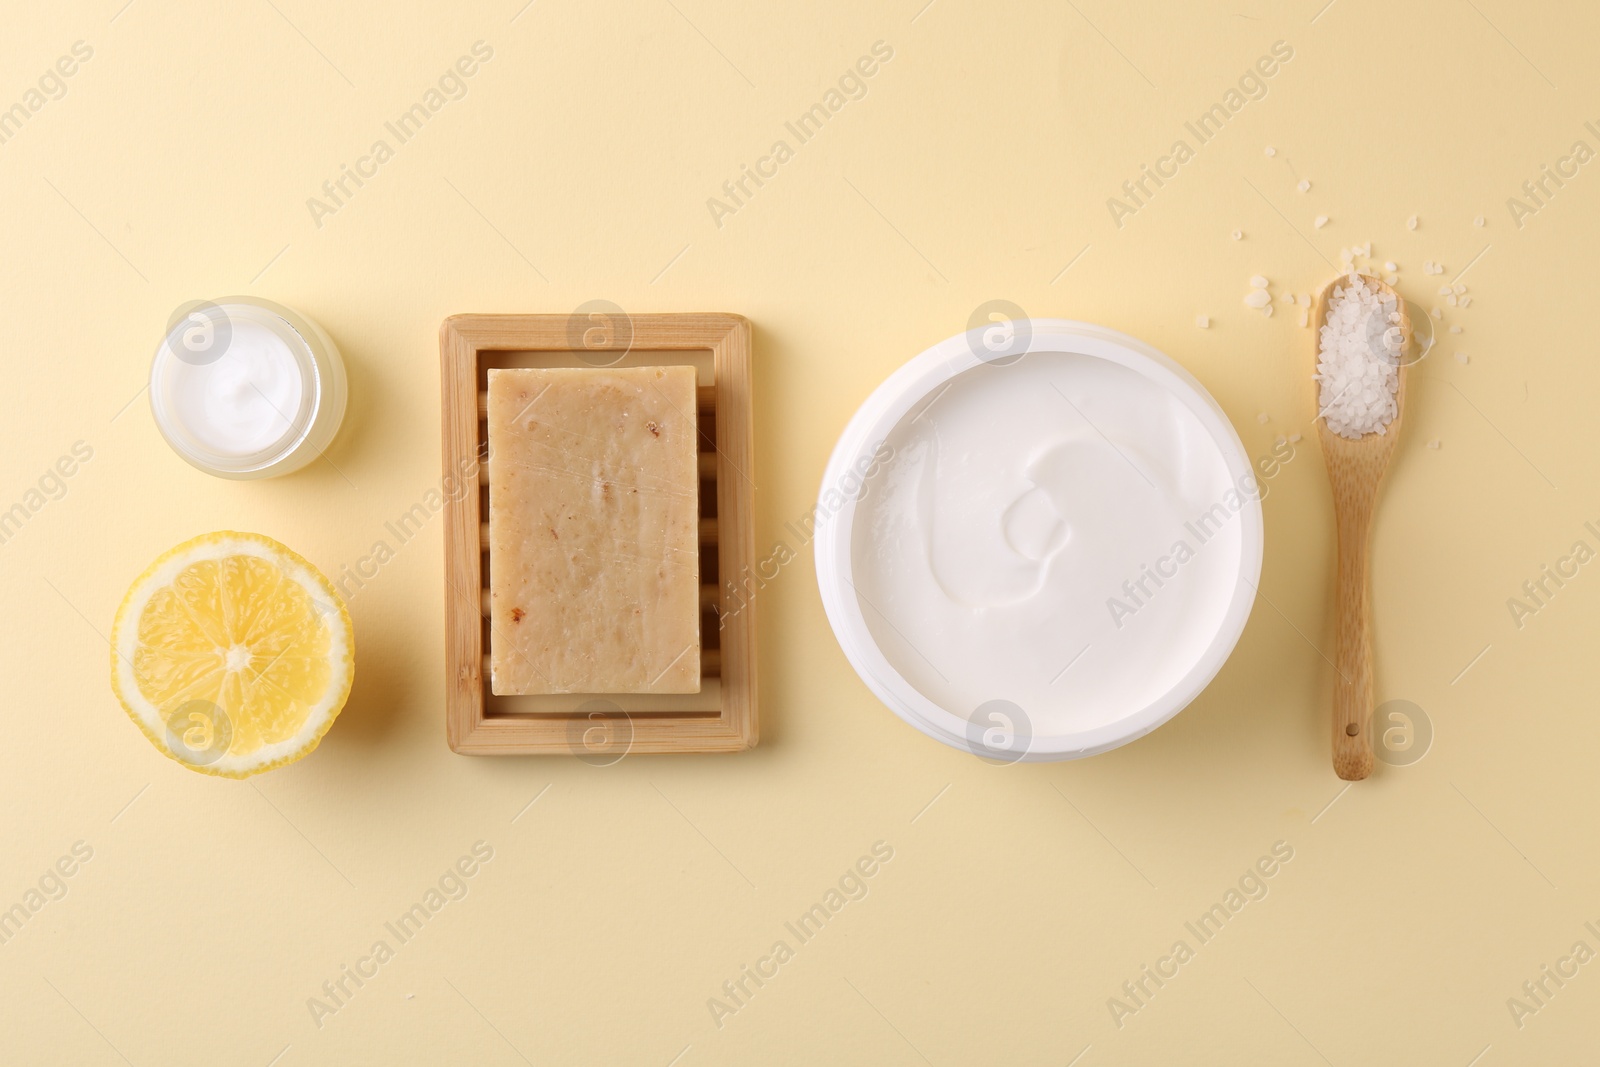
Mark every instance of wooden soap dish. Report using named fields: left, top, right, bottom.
left=439, top=313, right=757, bottom=755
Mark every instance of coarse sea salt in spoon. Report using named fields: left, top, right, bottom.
left=1312, top=273, right=1415, bottom=780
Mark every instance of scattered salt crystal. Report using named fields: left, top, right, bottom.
left=1428, top=439, right=1441, bottom=449
left=1460, top=296, right=1472, bottom=307
left=1315, top=215, right=1329, bottom=228
left=1196, top=315, right=1210, bottom=328
left=1244, top=289, right=1271, bottom=308
left=1407, top=215, right=1419, bottom=230
left=1449, top=325, right=1462, bottom=333
left=1232, top=229, right=1244, bottom=240
left=1298, top=308, right=1309, bottom=327
left=1285, top=293, right=1298, bottom=306
left=1314, top=275, right=1401, bottom=439
left=1358, top=241, right=1371, bottom=257
left=1452, top=282, right=1466, bottom=294
left=1447, top=294, right=1458, bottom=306
left=1300, top=293, right=1310, bottom=306
left=1275, top=434, right=1287, bottom=446
left=1289, top=433, right=1302, bottom=443
left=1298, top=179, right=1311, bottom=192
left=1265, top=146, right=1277, bottom=157
left=1263, top=304, right=1274, bottom=318
left=1438, top=285, right=1452, bottom=295
left=1455, top=352, right=1469, bottom=364
left=1250, top=275, right=1270, bottom=288
left=1385, top=273, right=1398, bottom=284
left=1474, top=215, right=1485, bottom=227
left=1385, top=261, right=1398, bottom=271
left=1257, top=413, right=1270, bottom=424
left=1431, top=307, right=1441, bottom=319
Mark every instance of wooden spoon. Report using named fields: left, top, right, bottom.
left=1313, top=274, right=1411, bottom=781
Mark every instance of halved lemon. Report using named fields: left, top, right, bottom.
left=110, top=531, right=354, bottom=778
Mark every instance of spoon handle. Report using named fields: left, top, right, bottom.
left=1331, top=501, right=1376, bottom=780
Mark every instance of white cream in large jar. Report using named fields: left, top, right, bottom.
left=817, top=323, right=1263, bottom=761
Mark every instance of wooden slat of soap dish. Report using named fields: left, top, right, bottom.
left=440, top=313, right=757, bottom=755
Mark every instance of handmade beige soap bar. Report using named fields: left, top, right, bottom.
left=487, top=365, right=701, bottom=695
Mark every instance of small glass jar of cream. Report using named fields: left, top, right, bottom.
left=149, top=297, right=347, bottom=479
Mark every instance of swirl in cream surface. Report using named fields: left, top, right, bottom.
left=851, top=352, right=1246, bottom=734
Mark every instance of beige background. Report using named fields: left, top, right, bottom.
left=1, top=0, right=1597, bottom=1063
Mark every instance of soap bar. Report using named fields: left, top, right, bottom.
left=487, top=365, right=701, bottom=694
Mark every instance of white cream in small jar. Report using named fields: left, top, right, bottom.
left=816, top=321, right=1263, bottom=761
left=149, top=297, right=346, bottom=479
